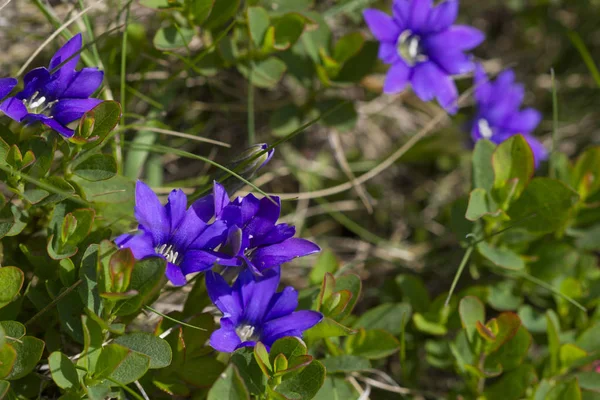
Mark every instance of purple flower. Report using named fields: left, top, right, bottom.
left=195, top=185, right=320, bottom=276
left=0, top=78, right=17, bottom=100
left=0, top=34, right=103, bottom=138
left=115, top=181, right=229, bottom=286
left=471, top=64, right=547, bottom=166
left=207, top=268, right=322, bottom=352
left=363, top=0, right=484, bottom=113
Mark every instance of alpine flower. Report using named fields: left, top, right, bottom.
left=0, top=33, right=103, bottom=138
left=471, top=64, right=547, bottom=166
left=115, top=181, right=229, bottom=286
left=195, top=184, right=320, bottom=276
left=206, top=268, right=323, bottom=352
left=363, top=0, right=484, bottom=113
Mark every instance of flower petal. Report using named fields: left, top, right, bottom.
left=206, top=272, right=243, bottom=322
left=49, top=33, right=82, bottom=72
left=60, top=68, right=104, bottom=98
left=363, top=9, right=401, bottom=43
left=18, top=68, right=51, bottom=100
left=188, top=220, right=228, bottom=250
left=262, top=311, right=323, bottom=341
left=165, top=262, right=187, bottom=286
left=23, top=114, right=75, bottom=137
left=250, top=238, right=320, bottom=271
left=424, top=26, right=485, bottom=52
left=408, top=0, right=433, bottom=33
left=378, top=42, right=400, bottom=64
left=265, top=286, right=298, bottom=321
left=134, top=180, right=169, bottom=245
left=392, top=0, right=410, bottom=26
left=474, top=63, right=492, bottom=105
left=434, top=75, right=459, bottom=114
left=210, top=319, right=241, bottom=353
left=430, top=51, right=474, bottom=75
left=115, top=231, right=156, bottom=259
left=0, top=97, right=27, bottom=122
left=166, top=189, right=187, bottom=234
left=411, top=61, right=444, bottom=102
left=383, top=61, right=411, bottom=94
left=0, top=78, right=17, bottom=100
left=522, top=134, right=548, bottom=167
left=253, top=223, right=295, bottom=248
left=51, top=98, right=102, bottom=125
left=501, top=108, right=542, bottom=134
left=180, top=250, right=220, bottom=275
left=428, top=0, right=458, bottom=32
left=245, top=196, right=281, bottom=239
left=239, top=269, right=280, bottom=325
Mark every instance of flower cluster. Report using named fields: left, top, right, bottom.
left=0, top=34, right=103, bottom=138
left=364, top=0, right=547, bottom=166
left=116, top=151, right=322, bottom=351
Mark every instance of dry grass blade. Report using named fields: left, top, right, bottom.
left=127, top=125, right=231, bottom=148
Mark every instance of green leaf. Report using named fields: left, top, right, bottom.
left=484, top=312, right=522, bottom=353
left=273, top=13, right=308, bottom=50
left=0, top=380, right=9, bottom=398
left=239, top=58, right=287, bottom=89
left=313, top=377, right=357, bottom=400
left=109, top=348, right=150, bottom=384
left=333, top=274, right=361, bottom=321
left=78, top=101, right=122, bottom=149
left=254, top=342, right=272, bottom=377
left=73, top=154, right=117, bottom=181
left=231, top=348, right=266, bottom=395
left=320, top=355, right=371, bottom=373
left=477, top=242, right=524, bottom=270
left=484, top=364, right=537, bottom=400
left=575, top=371, right=600, bottom=392
left=473, top=139, right=496, bottom=191
left=353, top=303, right=411, bottom=335
left=116, top=257, right=166, bottom=316
left=465, top=188, right=501, bottom=221
left=559, top=343, right=587, bottom=371
left=413, top=313, right=447, bottom=336
left=572, top=146, right=600, bottom=199
left=332, top=32, right=364, bottom=64
left=153, top=26, right=195, bottom=50
left=66, top=208, right=96, bottom=246
left=207, top=364, right=250, bottom=400
left=492, top=135, right=534, bottom=206
left=94, top=343, right=130, bottom=379
left=139, top=0, right=181, bottom=10
left=488, top=280, right=522, bottom=311
left=0, top=344, right=16, bottom=379
left=333, top=41, right=378, bottom=83
left=305, top=317, right=356, bottom=339
left=48, top=352, right=79, bottom=390
left=485, top=325, right=532, bottom=371
left=0, top=321, right=25, bottom=340
left=114, top=332, right=172, bottom=369
left=459, top=296, right=486, bottom=343
left=190, top=0, right=215, bottom=25
left=316, top=99, right=357, bottom=132
left=576, top=322, right=600, bottom=353
left=507, top=177, right=579, bottom=234
left=275, top=359, right=325, bottom=400
left=6, top=336, right=45, bottom=380
left=0, top=267, right=24, bottom=309
left=247, top=7, right=270, bottom=48
left=547, top=378, right=582, bottom=400
left=309, top=250, right=338, bottom=285
left=344, top=328, right=400, bottom=359
left=203, top=0, right=240, bottom=30
left=269, top=337, right=307, bottom=365
left=177, top=356, right=225, bottom=387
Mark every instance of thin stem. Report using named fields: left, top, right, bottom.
left=247, top=67, right=255, bottom=145
left=550, top=68, right=559, bottom=179
left=145, top=306, right=207, bottom=331
left=25, top=280, right=82, bottom=327
left=444, top=246, right=474, bottom=307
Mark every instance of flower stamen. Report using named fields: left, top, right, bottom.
left=478, top=119, right=493, bottom=139
left=397, top=30, right=427, bottom=66
left=236, top=324, right=258, bottom=342
left=155, top=243, right=180, bottom=264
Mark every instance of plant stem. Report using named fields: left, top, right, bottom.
left=25, top=279, right=82, bottom=327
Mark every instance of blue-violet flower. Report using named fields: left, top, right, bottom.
left=195, top=185, right=320, bottom=276
left=0, top=33, right=103, bottom=138
left=0, top=78, right=17, bottom=101
left=115, top=181, right=228, bottom=286
left=363, top=0, right=484, bottom=113
left=471, top=64, right=547, bottom=166
left=207, top=268, right=323, bottom=352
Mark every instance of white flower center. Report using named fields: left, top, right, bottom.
left=23, top=91, right=58, bottom=116
left=397, top=30, right=427, bottom=66
left=236, top=324, right=258, bottom=342
left=478, top=119, right=494, bottom=139
left=155, top=243, right=180, bottom=264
